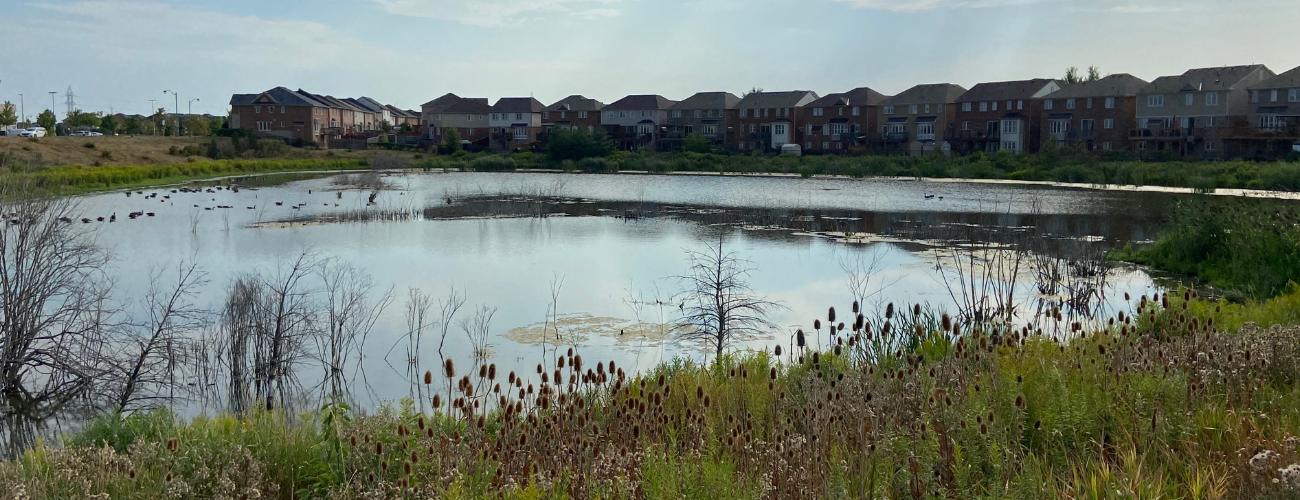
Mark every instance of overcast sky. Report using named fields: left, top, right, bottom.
left=2, top=0, right=1298, bottom=118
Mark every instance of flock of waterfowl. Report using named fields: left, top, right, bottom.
left=58, top=184, right=342, bottom=225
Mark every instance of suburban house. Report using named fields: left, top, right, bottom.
left=664, top=92, right=741, bottom=151
left=873, top=83, right=965, bottom=156
left=423, top=94, right=492, bottom=149
left=600, top=95, right=677, bottom=150
left=300, top=91, right=371, bottom=136
left=1225, top=65, right=1300, bottom=160
left=1038, top=74, right=1149, bottom=153
left=489, top=97, right=546, bottom=151
left=801, top=87, right=888, bottom=154
left=354, top=97, right=393, bottom=129
left=1133, top=65, right=1274, bottom=160
left=384, top=105, right=420, bottom=130
left=730, top=91, right=819, bottom=153
left=952, top=79, right=1061, bottom=154
left=543, top=95, right=604, bottom=133
left=229, top=87, right=335, bottom=145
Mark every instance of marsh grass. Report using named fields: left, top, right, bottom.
left=0, top=159, right=367, bottom=198
left=4, top=289, right=1300, bottom=499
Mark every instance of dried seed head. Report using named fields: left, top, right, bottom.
left=796, top=329, right=806, bottom=347
left=444, top=359, right=455, bottom=378
left=815, top=319, right=822, bottom=331
left=828, top=307, right=836, bottom=323
left=424, top=370, right=433, bottom=385
left=432, top=394, right=442, bottom=408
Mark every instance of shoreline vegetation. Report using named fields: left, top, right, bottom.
left=3, top=289, right=1300, bottom=498
left=3, top=140, right=1300, bottom=197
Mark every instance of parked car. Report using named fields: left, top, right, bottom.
left=18, top=127, right=47, bottom=138
left=71, top=131, right=103, bottom=137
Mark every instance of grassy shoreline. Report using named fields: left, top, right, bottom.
left=0, top=158, right=369, bottom=197
left=4, top=289, right=1300, bottom=499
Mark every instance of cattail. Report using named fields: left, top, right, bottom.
left=444, top=359, right=455, bottom=378
left=770, top=367, right=777, bottom=380
left=424, top=370, right=433, bottom=385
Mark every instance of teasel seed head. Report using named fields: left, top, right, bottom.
left=432, top=394, right=442, bottom=409
left=424, top=370, right=433, bottom=385
left=444, top=359, right=455, bottom=378
left=828, top=307, right=836, bottom=323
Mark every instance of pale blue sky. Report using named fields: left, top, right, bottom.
left=2, top=0, right=1297, bottom=118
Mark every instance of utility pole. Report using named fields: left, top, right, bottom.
left=188, top=98, right=200, bottom=136
left=149, top=99, right=157, bottom=135
left=164, top=90, right=179, bottom=136
left=18, top=94, right=24, bottom=126
left=49, top=92, right=57, bottom=133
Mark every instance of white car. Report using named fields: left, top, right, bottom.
left=18, top=127, right=46, bottom=138
left=85, top=131, right=104, bottom=137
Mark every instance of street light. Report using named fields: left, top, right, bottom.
left=163, top=90, right=180, bottom=136
left=49, top=92, right=57, bottom=133
left=188, top=98, right=201, bottom=136
left=17, top=94, right=24, bottom=127
left=149, top=99, right=157, bottom=135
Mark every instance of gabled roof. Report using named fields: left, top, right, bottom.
left=604, top=94, right=677, bottom=111
left=735, top=90, right=819, bottom=109
left=442, top=98, right=491, bottom=114
left=546, top=95, right=604, bottom=112
left=341, top=98, right=376, bottom=114
left=229, top=87, right=328, bottom=107
left=422, top=93, right=462, bottom=111
left=1141, top=65, right=1272, bottom=94
left=296, top=91, right=367, bottom=112
left=492, top=97, right=546, bottom=114
left=805, top=87, right=888, bottom=108
left=957, top=79, right=1061, bottom=102
left=353, top=97, right=389, bottom=113
left=880, top=83, right=967, bottom=106
left=1044, top=74, right=1149, bottom=99
left=668, top=92, right=741, bottom=111
left=1251, top=65, right=1300, bottom=91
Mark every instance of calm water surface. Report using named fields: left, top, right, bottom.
left=73, top=172, right=1178, bottom=409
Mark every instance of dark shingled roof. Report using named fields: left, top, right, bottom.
left=805, top=87, right=888, bottom=108
left=442, top=98, right=491, bottom=114
left=492, top=97, right=546, bottom=114
left=669, top=92, right=741, bottom=111
left=1251, top=65, right=1300, bottom=91
left=735, top=91, right=819, bottom=109
left=546, top=95, right=605, bottom=112
left=1141, top=65, right=1273, bottom=94
left=229, top=87, right=328, bottom=107
left=422, top=93, right=462, bottom=111
left=604, top=94, right=677, bottom=111
left=879, top=84, right=967, bottom=106
left=957, top=79, right=1061, bottom=102
left=1044, top=74, right=1149, bottom=99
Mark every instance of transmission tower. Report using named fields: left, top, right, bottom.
left=65, top=85, right=76, bottom=115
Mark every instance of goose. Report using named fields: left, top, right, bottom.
left=109, top=213, right=116, bottom=222
left=96, top=217, right=104, bottom=222
left=58, top=216, right=72, bottom=223
left=275, top=202, right=283, bottom=206
left=146, top=213, right=155, bottom=217
left=924, top=194, right=935, bottom=200
left=81, top=218, right=92, bottom=223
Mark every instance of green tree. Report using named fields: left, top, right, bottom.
left=186, top=116, right=210, bottom=136
left=0, top=101, right=16, bottom=129
left=208, top=117, right=225, bottom=134
left=152, top=108, right=167, bottom=135
left=399, top=123, right=414, bottom=133
left=99, top=114, right=120, bottom=135
left=546, top=126, right=613, bottom=161
left=682, top=132, right=711, bottom=153
left=380, top=121, right=393, bottom=133
left=1087, top=65, right=1103, bottom=82
left=36, top=109, right=57, bottom=132
left=1064, top=66, right=1081, bottom=85
left=124, top=116, right=143, bottom=135
left=439, top=127, right=461, bottom=155
left=65, top=109, right=102, bottom=129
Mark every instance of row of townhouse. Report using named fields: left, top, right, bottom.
left=228, top=87, right=419, bottom=146
left=235, top=63, right=1300, bottom=158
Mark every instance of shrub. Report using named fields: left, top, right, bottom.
left=83, top=142, right=95, bottom=149
left=546, top=127, right=613, bottom=162
left=469, top=155, right=515, bottom=172
left=369, top=153, right=409, bottom=170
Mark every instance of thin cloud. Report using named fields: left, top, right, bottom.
left=361, top=0, right=620, bottom=27
left=829, top=0, right=1052, bottom=13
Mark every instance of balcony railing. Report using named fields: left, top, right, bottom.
left=1129, top=127, right=1213, bottom=139
left=945, top=130, right=999, bottom=141
left=871, top=132, right=910, bottom=142
left=1066, top=129, right=1096, bottom=141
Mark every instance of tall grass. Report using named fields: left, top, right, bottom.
left=0, top=159, right=367, bottom=197
left=4, top=289, right=1300, bottom=499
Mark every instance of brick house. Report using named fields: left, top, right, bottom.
left=489, top=97, right=546, bottom=151
left=730, top=91, right=819, bottom=153
left=952, top=79, right=1062, bottom=154
left=873, top=83, right=965, bottom=156
left=801, top=87, right=888, bottom=154
left=1038, top=74, right=1148, bottom=154
left=543, top=95, right=604, bottom=133
left=228, top=87, right=334, bottom=144
left=422, top=95, right=491, bottom=149
left=664, top=92, right=741, bottom=151
left=1133, top=65, right=1274, bottom=160
left=600, top=95, right=677, bottom=151
left=1223, top=65, right=1300, bottom=160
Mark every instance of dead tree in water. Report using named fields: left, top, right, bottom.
left=0, top=192, right=113, bottom=456
left=316, top=259, right=391, bottom=403
left=675, top=234, right=783, bottom=365
left=111, top=260, right=209, bottom=412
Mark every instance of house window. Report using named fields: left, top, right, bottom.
left=1104, top=118, right=1114, bottom=129
left=512, top=126, right=527, bottom=139
left=806, top=125, right=814, bottom=135
left=924, top=104, right=931, bottom=113
left=1080, top=119, right=1094, bottom=131
left=980, top=102, right=990, bottom=112
left=939, top=103, right=945, bottom=112
left=992, top=102, right=998, bottom=111
left=1148, top=95, right=1164, bottom=107
left=1067, top=99, right=1076, bottom=109
left=962, top=102, right=972, bottom=112
left=516, top=113, right=523, bottom=120
left=1205, top=116, right=1215, bottom=127
left=694, top=110, right=702, bottom=118
left=763, top=108, right=770, bottom=117
left=542, top=112, right=549, bottom=119
left=1103, top=142, right=1112, bottom=151
left=701, top=125, right=717, bottom=136
left=670, top=110, right=681, bottom=118
left=822, top=142, right=829, bottom=149
left=805, top=142, right=812, bottom=150
left=254, top=106, right=262, bottom=113
left=1016, top=101, right=1023, bottom=110
left=1252, top=90, right=1260, bottom=103
left=738, top=141, right=745, bottom=149
left=917, top=122, right=935, bottom=140
left=1138, top=141, right=1147, bottom=151
left=1006, top=101, right=1012, bottom=110
left=962, top=121, right=970, bottom=130
left=834, top=142, right=842, bottom=149
left=1105, top=97, right=1116, bottom=109
left=1185, top=93, right=1194, bottom=106
left=740, top=109, right=748, bottom=118
left=883, top=106, right=894, bottom=115
left=1002, top=120, right=1020, bottom=134
left=1271, top=90, right=1279, bottom=102
left=491, top=113, right=498, bottom=120
left=986, top=121, right=998, bottom=136
left=749, top=124, right=756, bottom=133
left=1260, top=115, right=1282, bottom=129
left=852, top=107, right=860, bottom=116
left=1290, top=89, right=1300, bottom=102
left=837, top=107, right=843, bottom=116
left=280, top=121, right=285, bottom=128
left=1205, top=141, right=1216, bottom=151
left=1045, top=100, right=1053, bottom=110
left=257, top=121, right=270, bottom=131
left=1049, top=119, right=1067, bottom=136
left=579, top=111, right=588, bottom=118
left=1087, top=98, right=1094, bottom=109
left=909, top=105, right=918, bottom=114
left=813, top=108, right=823, bottom=116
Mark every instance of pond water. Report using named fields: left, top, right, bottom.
left=71, top=171, right=1181, bottom=411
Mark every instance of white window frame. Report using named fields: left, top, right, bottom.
left=992, top=102, right=998, bottom=111
left=740, top=109, right=748, bottom=118
left=883, top=106, right=894, bottom=115
left=909, top=105, right=918, bottom=114
left=924, top=104, right=931, bottom=113
left=979, top=102, right=988, bottom=112
left=1017, top=101, right=1023, bottom=110
left=1185, top=93, right=1194, bottom=106
left=813, top=108, right=823, bottom=116
left=1205, top=92, right=1219, bottom=106
left=1105, top=97, right=1116, bottom=109
left=694, top=110, right=702, bottom=118
left=852, top=106, right=860, bottom=116
left=579, top=111, right=588, bottom=119
left=962, top=102, right=972, bottom=112
left=1104, top=118, right=1114, bottom=129
left=1103, top=141, right=1112, bottom=151
left=822, top=142, right=829, bottom=149
left=1252, top=90, right=1260, bottom=103
left=1148, top=95, right=1164, bottom=107
left=1271, top=90, right=1278, bottom=102
left=1045, top=100, right=1053, bottom=110
left=917, top=122, right=935, bottom=140
left=1290, top=89, right=1300, bottom=102
left=1066, top=99, right=1076, bottom=110
left=962, top=121, right=970, bottom=131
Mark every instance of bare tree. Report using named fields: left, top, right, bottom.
left=403, top=287, right=433, bottom=404
left=315, top=259, right=391, bottom=403
left=675, top=234, right=783, bottom=364
left=0, top=193, right=113, bottom=456
left=110, top=260, right=209, bottom=412
left=254, top=251, right=319, bottom=412
left=460, top=305, right=497, bottom=361
left=840, top=247, right=901, bottom=313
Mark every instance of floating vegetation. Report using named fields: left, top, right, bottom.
left=504, top=313, right=672, bottom=348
